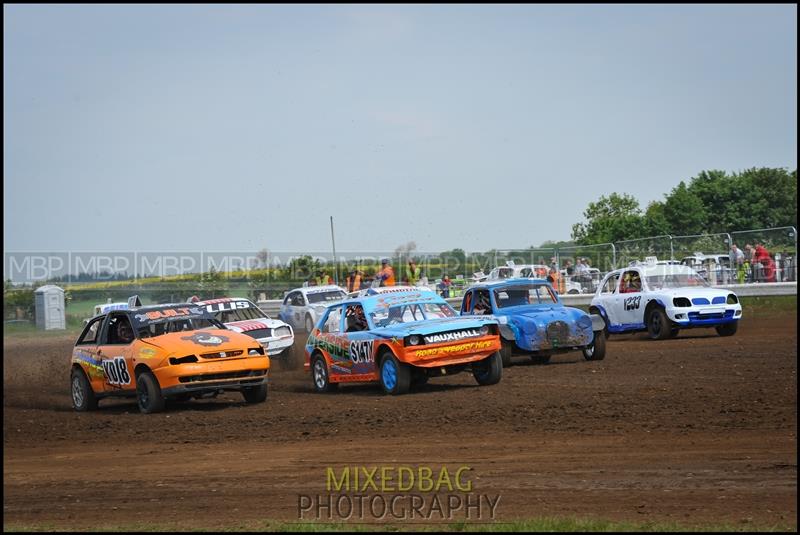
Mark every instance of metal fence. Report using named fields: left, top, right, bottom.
left=3, top=226, right=797, bottom=324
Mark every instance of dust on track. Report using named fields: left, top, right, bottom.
left=3, top=313, right=797, bottom=529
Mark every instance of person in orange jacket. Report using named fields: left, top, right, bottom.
left=376, top=258, right=396, bottom=286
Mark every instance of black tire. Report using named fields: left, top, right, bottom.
left=136, top=371, right=165, bottom=414
left=647, top=307, right=672, bottom=340
left=311, top=354, right=338, bottom=393
left=499, top=341, right=514, bottom=367
left=71, top=367, right=98, bottom=412
left=411, top=370, right=429, bottom=388
left=304, top=315, right=314, bottom=333
left=668, top=328, right=681, bottom=339
left=473, top=351, right=503, bottom=386
left=582, top=330, right=606, bottom=361
left=379, top=352, right=411, bottom=395
left=715, top=322, right=738, bottom=337
left=242, top=383, right=268, bottom=403
left=529, top=353, right=552, bottom=365
left=589, top=307, right=609, bottom=339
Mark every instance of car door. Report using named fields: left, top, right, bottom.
left=595, top=272, right=621, bottom=327
left=73, top=315, right=107, bottom=393
left=342, top=303, right=378, bottom=380
left=615, top=269, right=645, bottom=327
left=96, top=312, right=136, bottom=394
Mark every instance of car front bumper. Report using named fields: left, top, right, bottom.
left=667, top=305, right=742, bottom=326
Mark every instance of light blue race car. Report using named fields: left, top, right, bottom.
left=459, top=278, right=607, bottom=366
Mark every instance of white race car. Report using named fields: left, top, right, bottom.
left=278, top=285, right=348, bottom=332
left=195, top=297, right=295, bottom=357
left=590, top=261, right=742, bottom=339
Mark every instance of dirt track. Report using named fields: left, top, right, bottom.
left=3, top=313, right=797, bottom=529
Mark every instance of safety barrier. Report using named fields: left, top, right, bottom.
left=257, top=282, right=796, bottom=316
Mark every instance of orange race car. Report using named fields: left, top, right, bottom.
left=305, top=287, right=503, bottom=394
left=70, top=301, right=270, bottom=413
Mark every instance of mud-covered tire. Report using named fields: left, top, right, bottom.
left=582, top=330, right=606, bottom=361
left=311, top=354, right=338, bottom=393
left=529, top=353, right=552, bottom=365
left=715, top=322, right=738, bottom=337
left=242, top=383, right=268, bottom=403
left=499, top=341, right=514, bottom=367
left=647, top=307, right=672, bottom=340
left=411, top=370, right=429, bottom=388
left=136, top=371, right=165, bottom=414
left=473, top=351, right=502, bottom=386
left=380, top=352, right=411, bottom=395
left=71, top=367, right=98, bottom=412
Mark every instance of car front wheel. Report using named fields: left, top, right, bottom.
left=71, top=367, right=98, bottom=411
left=304, top=315, right=314, bottom=333
left=380, top=352, right=411, bottom=395
left=582, top=331, right=606, bottom=361
left=647, top=308, right=672, bottom=340
left=242, top=383, right=268, bottom=403
left=136, top=371, right=165, bottom=414
left=499, top=341, right=514, bottom=367
left=473, top=351, right=502, bottom=386
left=715, top=322, right=738, bottom=337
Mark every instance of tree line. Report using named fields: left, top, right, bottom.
left=570, top=167, right=797, bottom=245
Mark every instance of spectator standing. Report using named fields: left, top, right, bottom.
left=753, top=243, right=777, bottom=283
left=731, top=244, right=746, bottom=284
left=376, top=258, right=396, bottom=287
left=407, top=260, right=422, bottom=286
left=439, top=275, right=452, bottom=298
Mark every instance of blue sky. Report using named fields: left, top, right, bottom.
left=4, top=4, right=796, bottom=254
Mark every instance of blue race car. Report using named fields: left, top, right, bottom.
left=459, top=278, right=607, bottom=366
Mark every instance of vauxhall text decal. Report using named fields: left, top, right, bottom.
left=424, top=329, right=481, bottom=345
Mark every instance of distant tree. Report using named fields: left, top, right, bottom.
left=571, top=193, right=646, bottom=244
left=256, top=248, right=270, bottom=268
left=662, top=182, right=707, bottom=236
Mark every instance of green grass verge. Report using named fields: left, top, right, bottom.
left=3, top=517, right=793, bottom=532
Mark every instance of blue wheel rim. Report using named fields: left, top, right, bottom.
left=382, top=359, right=397, bottom=390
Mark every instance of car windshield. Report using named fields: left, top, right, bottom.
left=131, top=306, right=225, bottom=339
left=493, top=283, right=558, bottom=308
left=136, top=317, right=223, bottom=339
left=646, top=274, right=710, bottom=290
left=307, top=290, right=346, bottom=304
left=370, top=302, right=456, bottom=327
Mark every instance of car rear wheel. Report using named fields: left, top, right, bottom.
left=304, top=315, right=314, bottom=333
left=715, top=322, right=738, bottom=337
left=380, top=352, right=410, bottom=395
left=242, top=383, right=268, bottom=403
left=71, top=367, right=98, bottom=411
left=136, top=371, right=165, bottom=414
left=582, top=331, right=606, bottom=361
left=647, top=307, right=672, bottom=340
left=311, top=354, right=338, bottom=393
left=473, top=351, right=502, bottom=386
